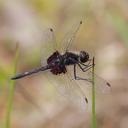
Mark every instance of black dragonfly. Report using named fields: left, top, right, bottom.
left=11, top=21, right=111, bottom=105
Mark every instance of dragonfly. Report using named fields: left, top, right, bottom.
left=11, top=21, right=111, bottom=106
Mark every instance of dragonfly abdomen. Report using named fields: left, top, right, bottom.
left=11, top=65, right=49, bottom=80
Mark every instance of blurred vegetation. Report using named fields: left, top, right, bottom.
left=0, top=0, right=128, bottom=128
left=106, top=11, right=128, bottom=46
left=5, top=43, right=19, bottom=128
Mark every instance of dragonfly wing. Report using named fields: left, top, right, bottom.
left=41, top=21, right=82, bottom=65
left=60, top=21, right=82, bottom=53
left=88, top=71, right=111, bottom=93
left=65, top=70, right=88, bottom=104
left=44, top=67, right=88, bottom=110
left=78, top=71, right=111, bottom=94
left=69, top=64, right=111, bottom=94
left=40, top=28, right=58, bottom=66
left=15, top=84, right=41, bottom=111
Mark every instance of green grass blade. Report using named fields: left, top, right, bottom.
left=91, top=57, right=96, bottom=128
left=5, top=43, right=19, bottom=128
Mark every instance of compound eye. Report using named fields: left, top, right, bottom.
left=80, top=51, right=89, bottom=63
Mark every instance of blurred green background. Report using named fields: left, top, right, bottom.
left=0, top=0, right=128, bottom=128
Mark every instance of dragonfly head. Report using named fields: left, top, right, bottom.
left=79, top=51, right=89, bottom=63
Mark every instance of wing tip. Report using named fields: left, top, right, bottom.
left=107, top=82, right=111, bottom=87
left=50, top=28, right=53, bottom=32
left=85, top=97, right=88, bottom=103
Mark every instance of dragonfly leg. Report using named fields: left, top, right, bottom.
left=73, top=64, right=92, bottom=82
left=68, top=58, right=92, bottom=82
left=77, top=63, right=92, bottom=72
left=79, top=59, right=94, bottom=71
left=70, top=57, right=93, bottom=72
left=80, top=59, right=92, bottom=67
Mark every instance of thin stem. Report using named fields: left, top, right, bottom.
left=5, top=43, right=19, bottom=128
left=91, top=57, right=96, bottom=128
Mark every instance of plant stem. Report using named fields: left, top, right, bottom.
left=92, top=57, right=96, bottom=128
left=5, top=44, right=19, bottom=128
